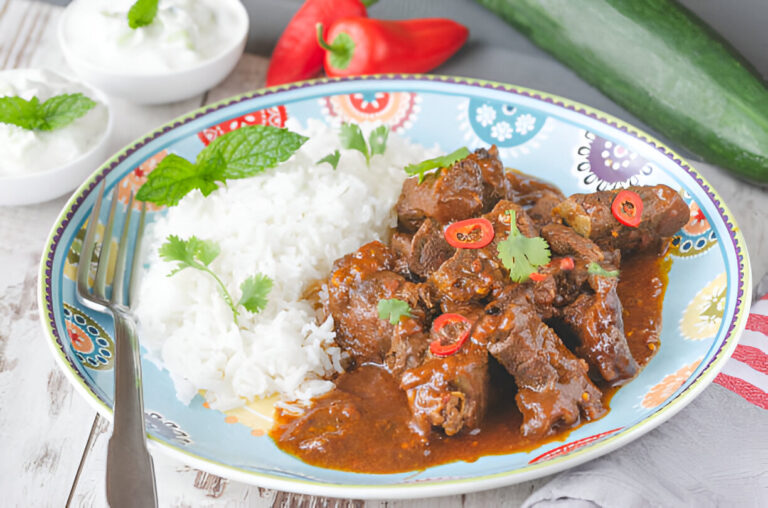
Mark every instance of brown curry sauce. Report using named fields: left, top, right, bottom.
left=270, top=251, right=670, bottom=473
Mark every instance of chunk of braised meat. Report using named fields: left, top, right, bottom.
left=427, top=201, right=538, bottom=307
left=473, top=291, right=605, bottom=438
left=562, top=270, right=639, bottom=384
left=541, top=223, right=604, bottom=263
left=395, top=147, right=506, bottom=232
left=405, top=218, right=455, bottom=279
left=502, top=169, right=565, bottom=227
left=400, top=337, right=489, bottom=438
left=428, top=248, right=506, bottom=308
left=384, top=319, right=430, bottom=379
left=553, top=185, right=689, bottom=252
left=389, top=231, right=414, bottom=278
left=325, top=241, right=429, bottom=366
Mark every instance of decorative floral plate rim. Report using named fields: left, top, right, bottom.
left=38, top=75, right=751, bottom=499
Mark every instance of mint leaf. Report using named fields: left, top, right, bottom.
left=404, top=147, right=470, bottom=183
left=38, top=93, right=96, bottom=130
left=318, top=150, right=341, bottom=169
left=0, top=93, right=95, bottom=131
left=377, top=298, right=412, bottom=325
left=587, top=262, right=619, bottom=278
left=0, top=96, right=40, bottom=129
left=368, top=125, right=389, bottom=157
left=238, top=274, right=272, bottom=313
left=128, top=0, right=159, bottom=29
left=496, top=209, right=551, bottom=282
left=197, top=125, right=307, bottom=179
left=339, top=123, right=369, bottom=164
left=137, top=126, right=307, bottom=206
left=135, top=153, right=221, bottom=206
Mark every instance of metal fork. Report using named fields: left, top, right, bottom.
left=76, top=180, right=157, bottom=508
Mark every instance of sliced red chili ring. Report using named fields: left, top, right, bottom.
left=444, top=218, right=494, bottom=249
left=430, top=313, right=471, bottom=356
left=611, top=190, right=644, bottom=228
left=529, top=272, right=547, bottom=282
left=559, top=257, right=575, bottom=270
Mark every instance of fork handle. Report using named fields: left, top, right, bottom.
left=106, top=309, right=157, bottom=508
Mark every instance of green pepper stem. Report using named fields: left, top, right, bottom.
left=316, top=23, right=335, bottom=53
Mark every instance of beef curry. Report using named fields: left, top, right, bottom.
left=270, top=146, right=689, bottom=473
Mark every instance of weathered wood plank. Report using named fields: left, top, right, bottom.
left=0, top=243, right=97, bottom=507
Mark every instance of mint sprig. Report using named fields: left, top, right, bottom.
left=404, top=147, right=470, bottom=183
left=159, top=235, right=273, bottom=325
left=128, top=0, right=159, bottom=29
left=136, top=125, right=307, bottom=206
left=0, top=93, right=96, bottom=131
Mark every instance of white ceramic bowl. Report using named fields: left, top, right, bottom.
left=57, top=0, right=248, bottom=104
left=0, top=74, right=113, bottom=207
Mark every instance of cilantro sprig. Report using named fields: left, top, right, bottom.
left=136, top=125, right=307, bottom=206
left=496, top=209, right=551, bottom=282
left=587, top=262, right=619, bottom=278
left=404, top=147, right=470, bottom=183
left=128, top=0, right=159, bottom=29
left=159, top=235, right=273, bottom=325
left=377, top=298, right=412, bottom=325
left=0, top=93, right=95, bottom=131
left=317, top=150, right=340, bottom=169
left=332, top=123, right=389, bottom=167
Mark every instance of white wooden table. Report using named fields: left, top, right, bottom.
left=1, top=1, right=767, bottom=506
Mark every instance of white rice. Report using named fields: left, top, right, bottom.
left=135, top=119, right=437, bottom=410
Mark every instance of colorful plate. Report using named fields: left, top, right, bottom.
left=39, top=76, right=751, bottom=499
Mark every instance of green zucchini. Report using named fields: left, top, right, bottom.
left=476, top=0, right=768, bottom=183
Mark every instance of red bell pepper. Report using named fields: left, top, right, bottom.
left=266, top=0, right=376, bottom=87
left=316, top=17, right=469, bottom=77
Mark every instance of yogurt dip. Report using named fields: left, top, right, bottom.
left=60, top=0, right=244, bottom=73
left=0, top=69, right=109, bottom=177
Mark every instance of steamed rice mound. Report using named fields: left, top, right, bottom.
left=135, top=119, right=437, bottom=410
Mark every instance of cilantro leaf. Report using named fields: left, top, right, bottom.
left=137, top=125, right=307, bottom=206
left=368, top=125, right=389, bottom=157
left=238, top=274, right=273, bottom=313
left=0, top=93, right=95, bottom=131
left=377, top=298, right=412, bottom=325
left=587, top=262, right=619, bottom=278
left=317, top=150, right=341, bottom=169
left=496, top=209, right=551, bottom=282
left=404, top=147, right=470, bottom=183
left=158, top=235, right=273, bottom=325
left=339, top=123, right=369, bottom=164
left=128, top=0, right=159, bottom=29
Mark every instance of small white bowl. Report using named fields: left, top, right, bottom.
left=57, top=0, right=248, bottom=104
left=0, top=76, right=113, bottom=207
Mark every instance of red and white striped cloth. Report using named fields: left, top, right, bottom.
left=714, top=292, right=768, bottom=409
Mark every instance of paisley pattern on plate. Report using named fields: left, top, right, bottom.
left=574, top=131, right=655, bottom=191
left=670, top=190, right=718, bottom=258
left=457, top=98, right=553, bottom=159
left=320, top=91, right=420, bottom=132
left=63, top=303, right=114, bottom=370
left=38, top=76, right=751, bottom=499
